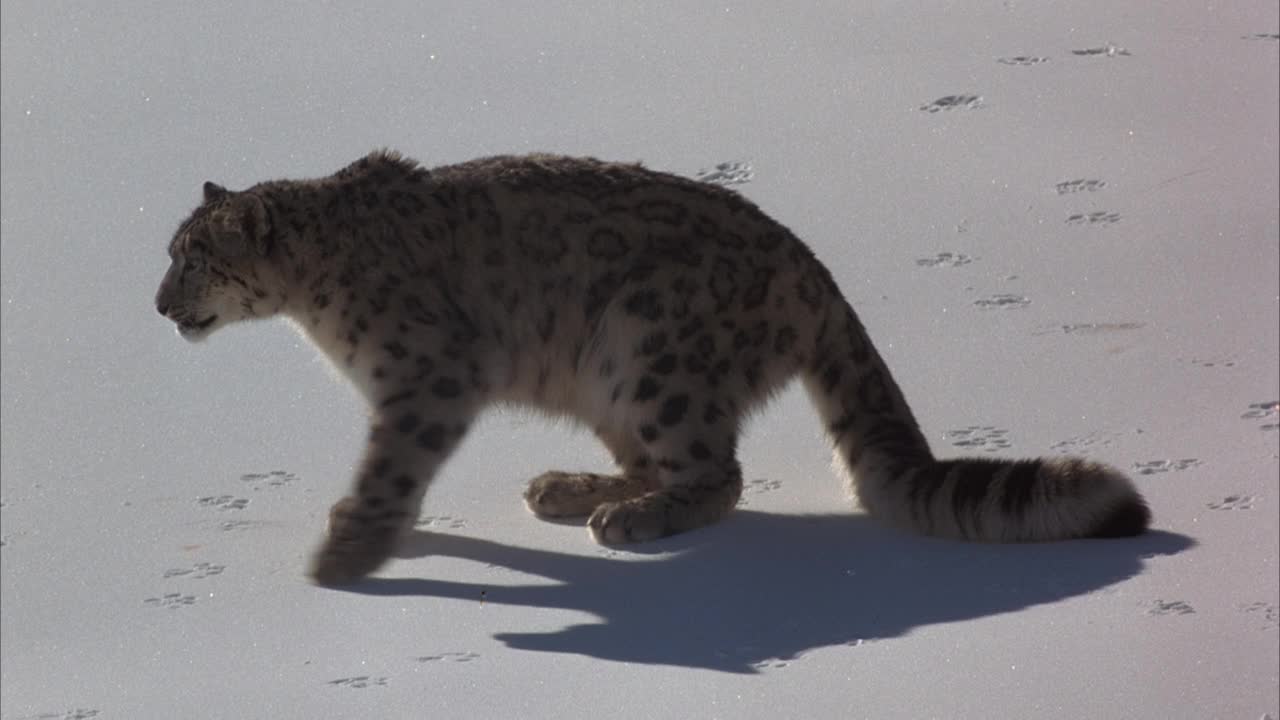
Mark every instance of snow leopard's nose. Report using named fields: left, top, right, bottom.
left=156, top=264, right=180, bottom=317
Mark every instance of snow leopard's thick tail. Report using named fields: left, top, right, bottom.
left=802, top=301, right=1150, bottom=542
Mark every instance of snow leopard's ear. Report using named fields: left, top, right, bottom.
left=202, top=181, right=229, bottom=204
left=207, top=191, right=272, bottom=257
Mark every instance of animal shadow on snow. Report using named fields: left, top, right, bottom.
left=341, top=510, right=1192, bottom=673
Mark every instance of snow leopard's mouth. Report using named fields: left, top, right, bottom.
left=176, top=314, right=218, bottom=341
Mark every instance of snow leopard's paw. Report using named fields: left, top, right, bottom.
left=309, top=496, right=399, bottom=586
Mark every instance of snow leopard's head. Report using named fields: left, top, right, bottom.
left=155, top=181, right=280, bottom=343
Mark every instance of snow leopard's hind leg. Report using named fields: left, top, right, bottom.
left=524, top=426, right=659, bottom=518
left=587, top=394, right=744, bottom=544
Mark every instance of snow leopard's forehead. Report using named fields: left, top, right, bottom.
left=166, top=193, right=226, bottom=258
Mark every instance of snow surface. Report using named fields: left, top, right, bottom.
left=2, top=1, right=1277, bottom=718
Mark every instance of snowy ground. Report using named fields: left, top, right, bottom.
left=2, top=2, right=1277, bottom=718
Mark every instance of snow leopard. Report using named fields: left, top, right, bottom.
left=154, top=150, right=1151, bottom=586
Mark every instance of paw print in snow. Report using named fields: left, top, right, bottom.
left=1178, top=354, right=1237, bottom=368
left=997, top=56, right=1049, bottom=66
left=143, top=593, right=197, bottom=609
left=197, top=495, right=249, bottom=511
left=973, top=294, right=1030, bottom=310
left=945, top=426, right=1012, bottom=452
left=219, top=519, right=267, bottom=532
left=1241, top=401, right=1278, bottom=431
left=327, top=676, right=388, bottom=689
left=241, top=470, right=299, bottom=489
left=746, top=478, right=782, bottom=494
left=916, top=252, right=975, bottom=268
left=1132, top=459, right=1203, bottom=475
left=919, top=95, right=983, bottom=113
left=415, top=515, right=468, bottom=530
left=1059, top=322, right=1144, bottom=335
left=1207, top=494, right=1254, bottom=511
left=750, top=652, right=803, bottom=670
left=1146, top=599, right=1195, bottom=616
left=695, top=161, right=754, bottom=186
left=1055, top=179, right=1107, bottom=195
left=1066, top=211, right=1121, bottom=226
left=739, top=478, right=782, bottom=506
left=413, top=651, right=480, bottom=663
left=163, top=562, right=226, bottom=579
left=1071, top=44, right=1131, bottom=57
left=1239, top=602, right=1278, bottom=630
left=1050, top=431, right=1120, bottom=456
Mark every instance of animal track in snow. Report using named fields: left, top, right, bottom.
left=241, top=470, right=298, bottom=489
left=196, top=495, right=249, bottom=511
left=1066, top=211, right=1121, bottom=226
left=413, top=651, right=480, bottom=663
left=973, top=294, right=1030, bottom=310
left=1056, top=179, right=1107, bottom=194
left=163, top=562, right=226, bottom=579
left=739, top=478, right=783, bottom=506
left=746, top=478, right=782, bottom=494
left=1207, top=494, right=1255, bottom=511
left=997, top=55, right=1049, bottom=66
left=1239, top=602, right=1278, bottom=629
left=916, top=252, right=975, bottom=268
left=415, top=514, right=468, bottom=530
left=1146, top=599, right=1195, bottom=616
left=143, top=592, right=197, bottom=610
left=1133, top=458, right=1203, bottom=475
left=1178, top=354, right=1237, bottom=368
left=1071, top=44, right=1131, bottom=57
left=919, top=95, right=983, bottom=113
left=1241, top=401, right=1279, bottom=431
left=218, top=519, right=268, bottom=532
left=1062, top=322, right=1143, bottom=334
left=327, top=676, right=388, bottom=689
left=695, top=161, right=754, bottom=186
left=751, top=658, right=795, bottom=670
left=1050, top=431, right=1120, bottom=456
left=945, top=426, right=1012, bottom=452
left=1034, top=322, right=1144, bottom=336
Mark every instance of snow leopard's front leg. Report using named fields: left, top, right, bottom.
left=310, top=391, right=477, bottom=586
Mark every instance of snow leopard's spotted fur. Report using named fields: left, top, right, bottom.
left=155, top=150, right=1150, bottom=586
